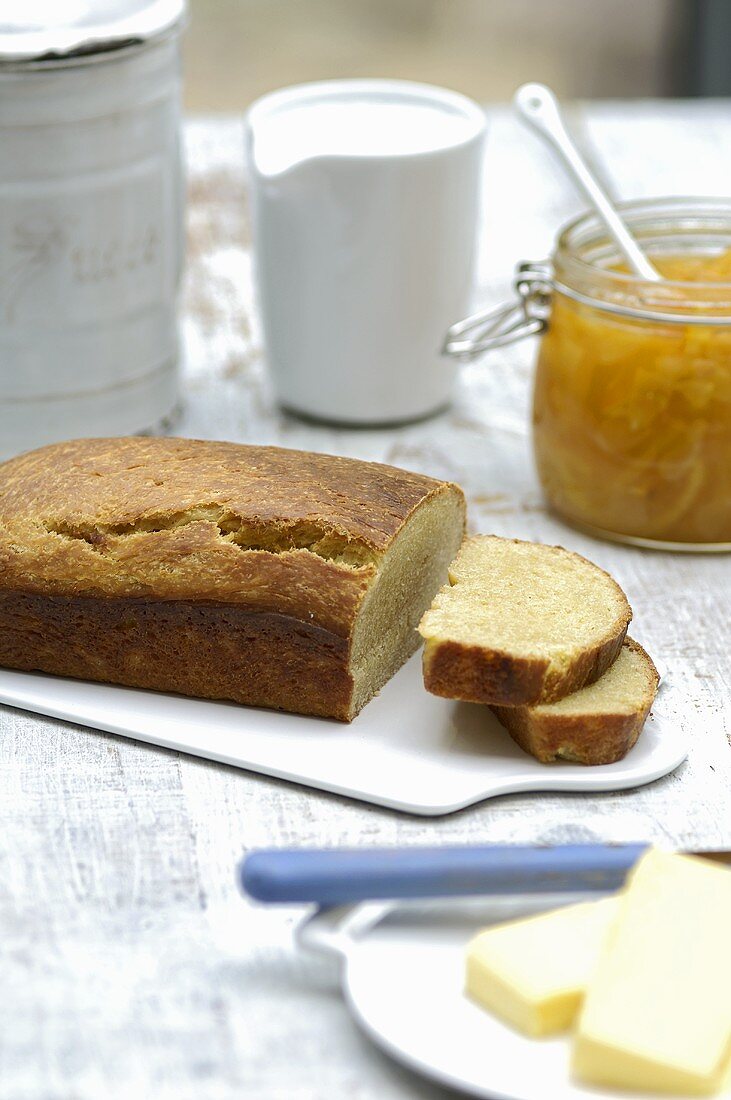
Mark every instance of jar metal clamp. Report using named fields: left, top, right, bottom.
left=442, top=263, right=552, bottom=359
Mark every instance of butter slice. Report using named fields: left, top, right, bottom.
left=574, top=849, right=731, bottom=1096
left=465, top=897, right=618, bottom=1037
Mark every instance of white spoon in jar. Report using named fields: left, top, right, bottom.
left=514, top=83, right=662, bottom=282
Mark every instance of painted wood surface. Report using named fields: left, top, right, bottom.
left=1, top=101, right=730, bottom=1100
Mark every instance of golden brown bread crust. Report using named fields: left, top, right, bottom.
left=0, top=437, right=465, bottom=720
left=0, top=437, right=447, bottom=615
left=422, top=627, right=628, bottom=708
left=490, top=639, right=659, bottom=765
left=0, top=592, right=354, bottom=720
left=495, top=707, right=645, bottom=766
left=0, top=437, right=438, bottom=544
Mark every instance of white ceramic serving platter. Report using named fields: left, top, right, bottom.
left=332, top=897, right=731, bottom=1100
left=0, top=654, right=686, bottom=816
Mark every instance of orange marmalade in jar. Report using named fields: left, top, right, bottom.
left=446, top=198, right=731, bottom=551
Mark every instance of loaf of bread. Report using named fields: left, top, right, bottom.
left=418, top=535, right=632, bottom=707
left=491, top=638, right=659, bottom=764
left=0, top=438, right=465, bottom=720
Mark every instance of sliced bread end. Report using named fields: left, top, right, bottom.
left=491, top=638, right=659, bottom=765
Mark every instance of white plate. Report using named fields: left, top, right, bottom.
left=338, top=898, right=731, bottom=1100
left=0, top=654, right=686, bottom=816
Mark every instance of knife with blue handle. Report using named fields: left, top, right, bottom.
left=240, top=843, right=655, bottom=905
left=240, top=843, right=730, bottom=905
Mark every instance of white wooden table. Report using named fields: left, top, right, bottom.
left=2, top=101, right=730, bottom=1100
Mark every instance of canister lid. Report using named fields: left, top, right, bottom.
left=0, top=0, right=185, bottom=64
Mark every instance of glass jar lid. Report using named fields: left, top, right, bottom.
left=0, top=0, right=185, bottom=65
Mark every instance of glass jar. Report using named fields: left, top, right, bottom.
left=445, top=198, right=731, bottom=552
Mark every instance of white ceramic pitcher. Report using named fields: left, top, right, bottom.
left=246, top=80, right=486, bottom=426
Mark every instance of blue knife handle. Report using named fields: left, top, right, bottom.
left=240, top=843, right=649, bottom=905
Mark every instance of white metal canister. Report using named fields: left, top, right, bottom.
left=0, top=1, right=186, bottom=460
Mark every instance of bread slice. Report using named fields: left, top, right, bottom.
left=491, top=639, right=659, bottom=764
left=418, top=535, right=631, bottom=707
